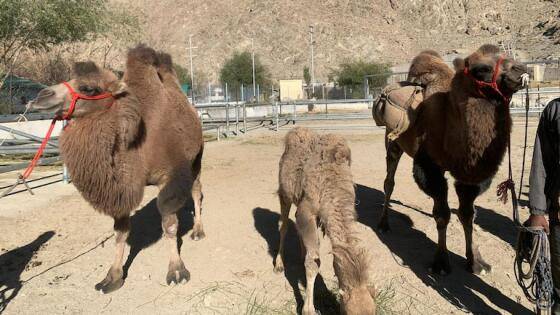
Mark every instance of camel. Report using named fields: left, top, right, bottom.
left=276, top=127, right=375, bottom=315
left=378, top=50, right=455, bottom=232
left=29, top=44, right=205, bottom=293
left=379, top=44, right=527, bottom=275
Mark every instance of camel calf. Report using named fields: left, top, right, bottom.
left=276, top=127, right=375, bottom=315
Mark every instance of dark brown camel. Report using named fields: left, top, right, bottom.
left=384, top=44, right=527, bottom=275
left=29, top=45, right=205, bottom=293
left=378, top=50, right=454, bottom=232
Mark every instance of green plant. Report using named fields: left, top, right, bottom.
left=0, top=0, right=138, bottom=85
left=303, top=66, right=311, bottom=86
left=220, top=51, right=270, bottom=89
left=330, top=60, right=392, bottom=97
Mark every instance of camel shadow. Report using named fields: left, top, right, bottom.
left=0, top=231, right=55, bottom=314
left=389, top=191, right=519, bottom=249
left=473, top=205, right=517, bottom=248
left=355, top=184, right=532, bottom=314
left=252, top=207, right=339, bottom=315
left=122, top=198, right=194, bottom=279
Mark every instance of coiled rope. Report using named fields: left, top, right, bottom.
left=497, top=73, right=553, bottom=312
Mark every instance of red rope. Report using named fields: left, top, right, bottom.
left=20, top=82, right=113, bottom=180
left=464, top=56, right=510, bottom=105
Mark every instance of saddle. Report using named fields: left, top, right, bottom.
left=372, top=81, right=423, bottom=141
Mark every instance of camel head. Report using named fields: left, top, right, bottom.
left=340, top=285, right=376, bottom=315
left=455, top=44, right=527, bottom=100
left=498, top=57, right=528, bottom=96
left=30, top=61, right=127, bottom=118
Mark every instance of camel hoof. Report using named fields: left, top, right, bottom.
left=469, top=259, right=492, bottom=275
left=302, top=309, right=321, bottom=315
left=377, top=220, right=391, bottom=233
left=273, top=260, right=284, bottom=273
left=429, top=251, right=451, bottom=275
left=166, top=260, right=190, bottom=285
left=95, top=268, right=124, bottom=294
left=190, top=229, right=206, bottom=241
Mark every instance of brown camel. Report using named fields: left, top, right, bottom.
left=29, top=44, right=205, bottom=293
left=378, top=50, right=454, bottom=232
left=380, top=44, right=527, bottom=275
left=276, top=127, right=375, bottom=315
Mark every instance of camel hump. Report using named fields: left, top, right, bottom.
left=319, top=134, right=351, bottom=165
left=156, top=52, right=174, bottom=71
left=128, top=44, right=158, bottom=66
left=284, top=127, right=317, bottom=150
left=477, top=44, right=500, bottom=55
left=73, top=61, right=101, bottom=76
left=419, top=49, right=442, bottom=59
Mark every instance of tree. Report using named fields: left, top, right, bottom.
left=0, top=0, right=126, bottom=83
left=303, top=66, right=311, bottom=86
left=219, top=51, right=269, bottom=90
left=330, top=60, right=391, bottom=97
left=173, top=63, right=208, bottom=98
left=174, top=64, right=192, bottom=87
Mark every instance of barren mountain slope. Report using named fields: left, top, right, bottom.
left=118, top=0, right=559, bottom=81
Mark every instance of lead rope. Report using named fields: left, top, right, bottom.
left=496, top=74, right=553, bottom=313
left=0, top=82, right=113, bottom=199
left=518, top=74, right=531, bottom=200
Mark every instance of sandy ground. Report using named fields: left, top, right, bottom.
left=0, top=117, right=541, bottom=314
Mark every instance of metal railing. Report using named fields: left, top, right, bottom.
left=1, top=88, right=558, bottom=175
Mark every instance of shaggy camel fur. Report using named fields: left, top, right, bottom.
left=30, top=45, right=205, bottom=293
left=276, top=127, right=375, bottom=315
left=390, top=44, right=526, bottom=275
left=378, top=50, right=454, bottom=232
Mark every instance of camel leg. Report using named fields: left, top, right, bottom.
left=95, top=216, right=130, bottom=293
left=274, top=193, right=291, bottom=273
left=191, top=175, right=205, bottom=241
left=158, top=174, right=191, bottom=285
left=296, top=201, right=320, bottom=315
left=455, top=181, right=492, bottom=275
left=378, top=139, right=404, bottom=232
left=413, top=148, right=451, bottom=275
left=191, top=150, right=205, bottom=240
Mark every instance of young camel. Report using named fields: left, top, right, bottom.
left=411, top=44, right=527, bottom=274
left=378, top=50, right=455, bottom=232
left=276, top=127, right=375, bottom=315
left=29, top=45, right=205, bottom=293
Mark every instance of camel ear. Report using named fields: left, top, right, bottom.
left=333, top=144, right=351, bottom=165
left=453, top=58, right=465, bottom=71
left=109, top=81, right=128, bottom=97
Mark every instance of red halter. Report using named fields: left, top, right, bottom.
left=463, top=56, right=510, bottom=105
left=21, top=82, right=114, bottom=179
left=61, top=81, right=113, bottom=119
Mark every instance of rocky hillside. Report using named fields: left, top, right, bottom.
left=117, top=0, right=559, bottom=82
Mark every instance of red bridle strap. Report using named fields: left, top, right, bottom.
left=463, top=56, right=510, bottom=105
left=21, top=82, right=113, bottom=179
left=61, top=81, right=113, bottom=119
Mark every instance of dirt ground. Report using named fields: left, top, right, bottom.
left=0, top=117, right=541, bottom=314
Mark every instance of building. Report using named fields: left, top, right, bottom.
left=279, top=79, right=303, bottom=101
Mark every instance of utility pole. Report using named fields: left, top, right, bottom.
left=187, top=35, right=198, bottom=104
left=309, top=25, right=315, bottom=95
left=252, top=38, right=256, bottom=101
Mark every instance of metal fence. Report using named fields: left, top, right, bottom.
left=191, top=83, right=275, bottom=104
left=1, top=86, right=559, bottom=177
